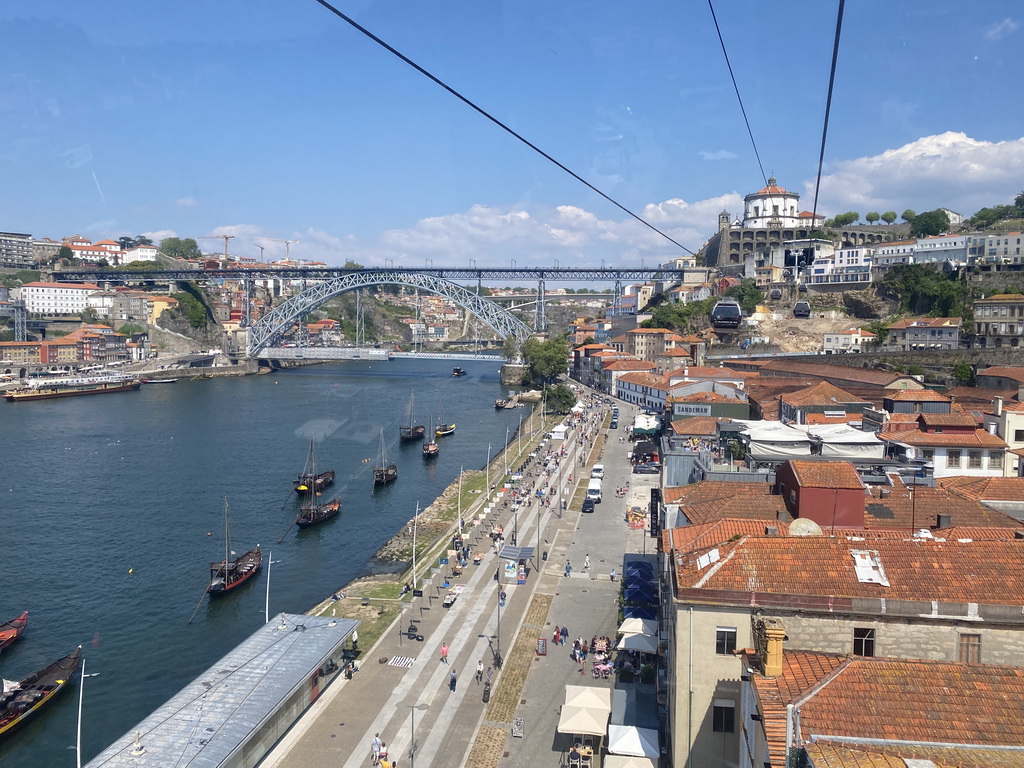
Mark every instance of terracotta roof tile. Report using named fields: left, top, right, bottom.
left=670, top=417, right=721, bottom=436
left=788, top=460, right=864, bottom=490
left=918, top=412, right=977, bottom=427
left=781, top=381, right=865, bottom=407
left=667, top=391, right=744, bottom=404
left=978, top=367, right=1024, bottom=384
left=938, top=476, right=1024, bottom=503
left=617, top=371, right=670, bottom=390
left=862, top=484, right=1017, bottom=529
left=668, top=519, right=789, bottom=552
left=663, top=481, right=773, bottom=505
left=879, top=428, right=1007, bottom=448
left=887, top=389, right=951, bottom=402
left=759, top=360, right=918, bottom=387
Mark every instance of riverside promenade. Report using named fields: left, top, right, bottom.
left=260, top=392, right=656, bottom=768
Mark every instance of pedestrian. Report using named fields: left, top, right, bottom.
left=560, top=625, right=569, bottom=646
left=584, top=554, right=590, bottom=572
left=476, top=660, right=484, bottom=683
left=440, top=643, right=449, bottom=664
left=379, top=742, right=389, bottom=767
left=352, top=629, right=359, bottom=651
left=553, top=627, right=560, bottom=645
left=610, top=568, right=617, bottom=582
left=371, top=733, right=382, bottom=765
left=564, top=560, right=572, bottom=578
left=449, top=668, right=458, bottom=692
left=486, top=666, right=493, bottom=684
left=499, top=590, right=507, bottom=607
left=582, top=640, right=589, bottom=661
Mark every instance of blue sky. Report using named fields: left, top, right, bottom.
left=1, top=1, right=1022, bottom=269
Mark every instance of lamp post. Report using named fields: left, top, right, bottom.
left=504, top=427, right=510, bottom=475
left=495, top=579, right=503, bottom=667
left=517, top=413, right=523, bottom=455
left=75, top=657, right=101, bottom=768
left=486, top=443, right=491, bottom=494
left=457, top=466, right=464, bottom=533
left=408, top=703, right=428, bottom=768
left=265, top=551, right=282, bottom=624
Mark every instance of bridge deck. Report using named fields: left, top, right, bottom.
left=260, top=347, right=503, bottom=362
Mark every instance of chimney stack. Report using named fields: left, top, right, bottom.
left=995, top=397, right=1004, bottom=417
left=761, top=617, right=787, bottom=678
left=935, top=513, right=952, bottom=530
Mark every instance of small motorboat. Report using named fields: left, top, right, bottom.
left=452, top=367, right=467, bottom=377
left=0, top=611, right=28, bottom=654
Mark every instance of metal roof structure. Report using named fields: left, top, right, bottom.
left=85, top=613, right=357, bottom=768
left=498, top=545, right=535, bottom=561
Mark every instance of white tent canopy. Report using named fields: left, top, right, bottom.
left=607, top=724, right=660, bottom=758
left=564, top=685, right=613, bottom=713
left=616, top=633, right=660, bottom=654
left=605, top=756, right=659, bottom=768
left=735, top=420, right=812, bottom=460
left=618, top=618, right=659, bottom=636
left=558, top=704, right=609, bottom=736
left=801, top=424, right=885, bottom=459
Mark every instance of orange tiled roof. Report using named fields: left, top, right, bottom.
left=667, top=519, right=789, bottom=552
left=670, top=417, right=721, bottom=436
left=616, top=371, right=670, bottom=390
left=862, top=483, right=1018, bottom=529
left=945, top=385, right=1019, bottom=403
left=788, top=460, right=864, bottom=490
left=759, top=360, right=916, bottom=387
left=604, top=360, right=657, bottom=372
left=887, top=389, right=951, bottom=402
left=918, top=412, right=977, bottom=428
left=668, top=365, right=756, bottom=379
left=22, top=281, right=101, bottom=290
left=803, top=412, right=859, bottom=425
left=879, top=428, right=1007, bottom=448
left=781, top=380, right=864, bottom=407
left=938, top=476, right=1024, bottom=503
left=663, top=481, right=773, bottom=505
left=668, top=391, right=743, bottom=404
left=886, top=316, right=962, bottom=330
left=978, top=367, right=1024, bottom=384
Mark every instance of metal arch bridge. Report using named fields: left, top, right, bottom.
left=247, top=270, right=534, bottom=357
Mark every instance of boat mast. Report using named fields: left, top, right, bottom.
left=223, top=497, right=230, bottom=574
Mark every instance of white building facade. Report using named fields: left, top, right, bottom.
left=19, top=282, right=101, bottom=315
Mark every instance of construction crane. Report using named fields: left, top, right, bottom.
left=196, top=235, right=235, bottom=265
left=255, top=237, right=300, bottom=262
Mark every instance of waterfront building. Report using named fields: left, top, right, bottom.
left=872, top=239, right=916, bottom=269
left=615, top=370, right=670, bottom=410
left=968, top=231, right=1024, bottom=264
left=19, top=281, right=102, bottom=315
left=881, top=316, right=961, bottom=351
left=122, top=243, right=159, bottom=263
left=972, top=294, right=1024, bottom=348
left=879, top=416, right=1006, bottom=478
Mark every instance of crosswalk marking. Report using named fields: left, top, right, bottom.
left=388, top=656, right=416, bottom=668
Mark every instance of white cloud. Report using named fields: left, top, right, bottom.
left=176, top=197, right=198, bottom=207
left=986, top=17, right=1018, bottom=40
left=699, top=150, right=738, bottom=161
left=142, top=229, right=177, bottom=242
left=810, top=132, right=1024, bottom=216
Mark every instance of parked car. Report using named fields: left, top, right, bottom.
left=632, top=463, right=661, bottom=474
left=610, top=419, right=618, bottom=429
left=582, top=498, right=596, bottom=513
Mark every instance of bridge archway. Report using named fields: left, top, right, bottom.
left=247, top=270, right=533, bottom=356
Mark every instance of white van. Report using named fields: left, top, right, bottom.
left=591, top=464, right=605, bottom=479
left=586, top=479, right=603, bottom=503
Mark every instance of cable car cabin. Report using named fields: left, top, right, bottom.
left=710, top=299, right=742, bottom=331
left=769, top=288, right=783, bottom=301
left=793, top=300, right=811, bottom=318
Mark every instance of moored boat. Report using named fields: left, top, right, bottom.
left=3, top=374, right=140, bottom=402
left=0, top=646, right=81, bottom=740
left=435, top=422, right=456, bottom=436
left=141, top=378, right=178, bottom=384
left=494, top=399, right=508, bottom=409
left=452, top=367, right=467, bottom=377
left=207, top=499, right=262, bottom=598
left=422, top=440, right=439, bottom=459
left=0, top=611, right=28, bottom=654
left=373, top=429, right=398, bottom=486
left=399, top=391, right=426, bottom=442
left=294, top=438, right=335, bottom=495
left=296, top=497, right=342, bottom=528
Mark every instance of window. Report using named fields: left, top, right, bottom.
left=968, top=451, right=983, bottom=469
left=959, top=634, right=981, bottom=663
left=853, top=627, right=876, bottom=656
left=713, top=701, right=736, bottom=733
left=1013, top=430, right=1024, bottom=442
left=716, top=627, right=737, bottom=655
left=991, top=451, right=1004, bottom=470
left=947, top=450, right=962, bottom=468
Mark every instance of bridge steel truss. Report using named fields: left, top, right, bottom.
left=246, top=270, right=534, bottom=357
left=0, top=300, right=27, bottom=341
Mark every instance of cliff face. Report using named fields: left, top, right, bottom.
left=154, top=309, right=225, bottom=349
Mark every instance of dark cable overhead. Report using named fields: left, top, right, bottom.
left=810, top=0, right=846, bottom=224
left=311, top=0, right=695, bottom=255
left=706, top=0, right=768, bottom=191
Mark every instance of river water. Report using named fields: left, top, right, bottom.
left=0, top=358, right=527, bottom=767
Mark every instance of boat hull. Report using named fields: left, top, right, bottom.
left=422, top=443, right=439, bottom=459
left=435, top=424, right=456, bottom=436
left=294, top=470, right=335, bottom=494
left=296, top=498, right=342, bottom=528
left=0, top=611, right=28, bottom=654
left=0, top=647, right=81, bottom=740
left=4, top=380, right=141, bottom=401
left=208, top=547, right=263, bottom=597
left=399, top=425, right=426, bottom=442
left=373, top=465, right=398, bottom=485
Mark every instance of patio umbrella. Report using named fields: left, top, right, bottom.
left=607, top=724, right=660, bottom=758
left=605, top=756, right=659, bottom=768
left=623, top=587, right=658, bottom=604
left=564, top=685, right=612, bottom=713
left=557, top=704, right=609, bottom=736
left=623, top=576, right=655, bottom=590
left=623, top=606, right=657, bottom=620
left=616, top=633, right=660, bottom=654
left=618, top=618, right=658, bottom=636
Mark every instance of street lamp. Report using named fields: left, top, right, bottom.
left=504, top=426, right=510, bottom=475
left=407, top=702, right=428, bottom=768
left=74, top=657, right=101, bottom=768
left=486, top=443, right=491, bottom=494
left=265, top=551, right=282, bottom=624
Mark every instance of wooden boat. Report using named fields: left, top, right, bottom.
left=422, top=440, right=439, bottom=459
left=494, top=399, right=508, bottom=409
left=141, top=378, right=178, bottom=384
left=0, top=646, right=81, bottom=740
left=296, top=496, right=342, bottom=528
left=373, top=429, right=398, bottom=486
left=0, top=611, right=28, bottom=654
left=294, top=438, right=335, bottom=495
left=3, top=374, right=140, bottom=402
left=399, top=391, right=426, bottom=442
left=207, top=499, right=262, bottom=597
left=435, top=422, right=456, bottom=436
left=452, top=367, right=467, bottom=377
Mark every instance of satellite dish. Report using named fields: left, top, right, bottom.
left=789, top=518, right=823, bottom=536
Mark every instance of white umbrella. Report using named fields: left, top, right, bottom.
left=618, top=618, right=658, bottom=636
left=564, top=684, right=613, bottom=713
left=605, top=756, right=659, bottom=768
left=616, top=633, right=660, bottom=654
left=558, top=704, right=608, bottom=736
left=607, top=724, right=660, bottom=758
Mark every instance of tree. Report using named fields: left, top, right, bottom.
left=723, top=279, right=764, bottom=314
left=952, top=361, right=974, bottom=386
left=159, top=237, right=203, bottom=261
left=520, top=336, right=569, bottom=385
left=832, top=211, right=860, bottom=227
left=132, top=235, right=153, bottom=247
left=172, top=291, right=208, bottom=327
left=909, top=209, right=950, bottom=237
left=79, top=307, right=99, bottom=324
left=880, top=211, right=897, bottom=225
left=118, top=236, right=135, bottom=251
left=862, top=319, right=890, bottom=344
left=544, top=383, right=577, bottom=414
left=343, top=259, right=364, bottom=269
left=1015, top=191, right=1024, bottom=217
left=865, top=212, right=880, bottom=225
left=901, top=209, right=917, bottom=223
left=501, top=335, right=520, bottom=362
left=969, top=204, right=1016, bottom=229
left=52, top=245, right=74, bottom=264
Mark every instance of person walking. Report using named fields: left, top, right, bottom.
left=476, top=660, right=484, bottom=684
left=584, top=554, right=591, bottom=572
left=371, top=733, right=383, bottom=765
left=560, top=625, right=569, bottom=646
left=440, top=643, right=449, bottom=664
left=564, top=560, right=572, bottom=578
left=486, top=666, right=493, bottom=685
left=449, top=668, right=458, bottom=692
